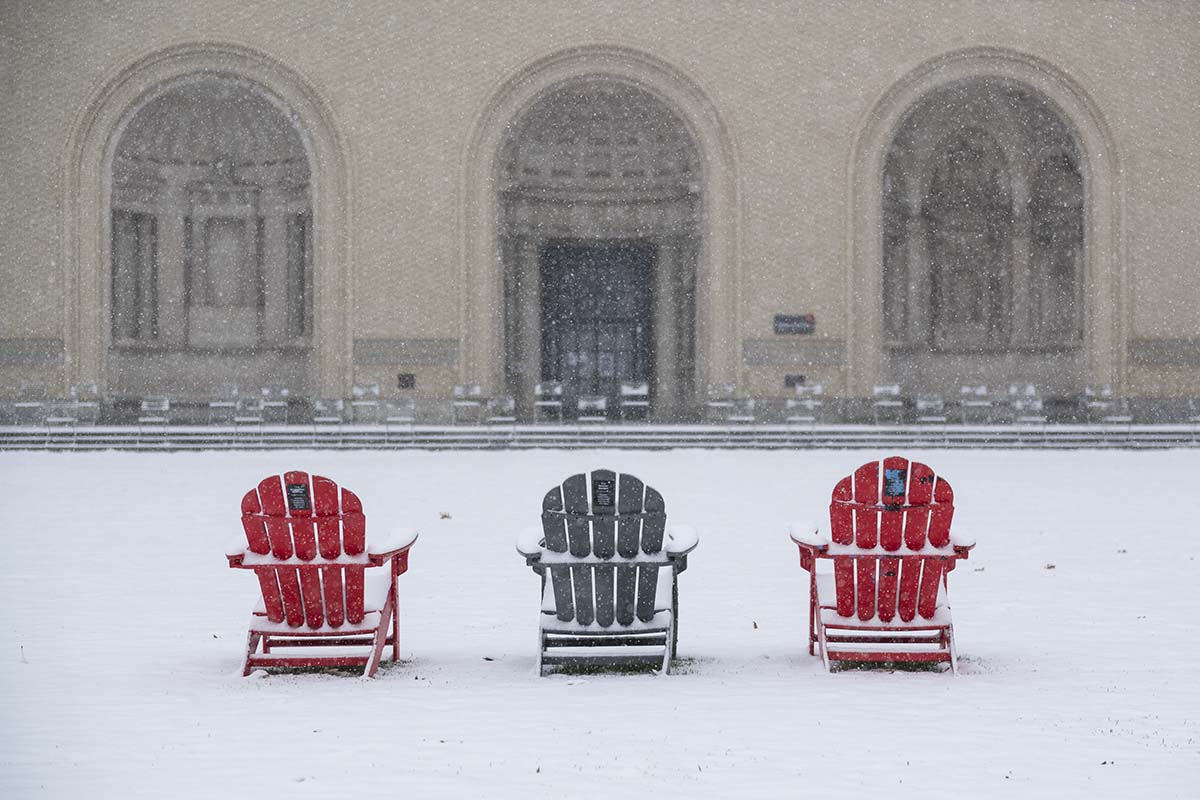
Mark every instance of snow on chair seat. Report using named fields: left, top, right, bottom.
left=517, top=468, right=698, bottom=675
left=790, top=456, right=974, bottom=673
left=226, top=470, right=417, bottom=677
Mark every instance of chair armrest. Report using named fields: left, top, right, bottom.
left=665, top=524, right=699, bottom=557
left=226, top=537, right=251, bottom=567
left=516, top=526, right=546, bottom=569
left=788, top=520, right=830, bottom=551
left=226, top=537, right=247, bottom=559
left=951, top=531, right=975, bottom=557
left=515, top=526, right=544, bottom=560
left=368, top=527, right=419, bottom=559
left=665, top=524, right=698, bottom=574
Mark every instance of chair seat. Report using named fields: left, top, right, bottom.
left=815, top=573, right=952, bottom=627
left=539, top=561, right=674, bottom=631
left=249, top=566, right=393, bottom=632
left=249, top=609, right=385, bottom=636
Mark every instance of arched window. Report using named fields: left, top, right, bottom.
left=923, top=128, right=1013, bottom=348
left=883, top=77, right=1083, bottom=352
left=111, top=73, right=311, bottom=349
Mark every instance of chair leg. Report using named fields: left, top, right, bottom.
left=661, top=615, right=674, bottom=675
left=817, top=621, right=831, bottom=672
left=948, top=626, right=959, bottom=675
left=535, top=629, right=545, bottom=676
left=670, top=574, right=680, bottom=661
left=364, top=595, right=395, bottom=678
left=390, top=581, right=401, bottom=663
left=241, top=632, right=261, bottom=677
left=808, top=576, right=818, bottom=656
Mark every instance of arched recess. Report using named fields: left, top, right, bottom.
left=848, top=47, right=1122, bottom=397
left=462, top=45, right=739, bottom=415
left=62, top=42, right=351, bottom=398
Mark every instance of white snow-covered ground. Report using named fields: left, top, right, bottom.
left=1, top=449, right=1198, bottom=799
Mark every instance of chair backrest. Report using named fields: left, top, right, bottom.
left=577, top=395, right=608, bottom=412
left=453, top=384, right=483, bottom=400
left=385, top=396, right=416, bottom=422
left=827, top=457, right=956, bottom=623
left=915, top=395, right=946, bottom=415
left=312, top=397, right=346, bottom=423
left=540, top=469, right=668, bottom=627
left=535, top=381, right=564, bottom=399
left=240, top=471, right=368, bottom=629
left=873, top=384, right=900, bottom=399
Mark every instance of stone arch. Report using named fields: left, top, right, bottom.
left=848, top=46, right=1122, bottom=397
left=62, top=42, right=351, bottom=398
left=462, top=45, right=739, bottom=416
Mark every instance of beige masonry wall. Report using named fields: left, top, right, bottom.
left=1, top=0, right=1197, bottom=402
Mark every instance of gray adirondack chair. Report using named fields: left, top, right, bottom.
left=517, top=469, right=698, bottom=675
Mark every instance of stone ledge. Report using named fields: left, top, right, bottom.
left=0, top=339, right=64, bottom=366
left=353, top=338, right=458, bottom=366
left=742, top=339, right=845, bottom=366
left=1129, top=338, right=1200, bottom=366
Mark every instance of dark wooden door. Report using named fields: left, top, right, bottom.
left=540, top=240, right=655, bottom=414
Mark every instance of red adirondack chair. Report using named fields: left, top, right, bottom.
left=226, top=471, right=417, bottom=677
left=790, top=456, right=974, bottom=672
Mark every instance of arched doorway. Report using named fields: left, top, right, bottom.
left=881, top=76, right=1086, bottom=393
left=107, top=72, right=315, bottom=397
left=498, top=79, right=701, bottom=420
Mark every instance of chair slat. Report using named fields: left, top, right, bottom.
left=287, top=472, right=318, bottom=562
left=299, top=565, right=324, bottom=628
left=259, top=475, right=293, bottom=559
left=241, top=490, right=270, bottom=554
left=255, top=568, right=285, bottom=623
left=877, top=557, right=900, bottom=621
left=593, top=563, right=616, bottom=627
left=855, top=559, right=876, bottom=621
left=853, top=461, right=880, bottom=548
left=541, top=485, right=574, bottom=622
left=903, top=506, right=930, bottom=551
left=278, top=567, right=305, bottom=628
left=571, top=563, right=595, bottom=625
left=322, top=564, right=346, bottom=628
left=928, top=478, right=955, bottom=548
left=834, top=559, right=856, bottom=618
left=898, top=556, right=922, bottom=622
left=830, top=476, right=854, bottom=545
left=879, top=456, right=908, bottom=550
left=917, top=559, right=945, bottom=619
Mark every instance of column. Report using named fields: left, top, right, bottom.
left=259, top=176, right=290, bottom=343
left=654, top=238, right=681, bottom=421
left=1010, top=203, right=1032, bottom=344
left=156, top=166, right=189, bottom=347
left=514, top=236, right=542, bottom=420
left=905, top=216, right=928, bottom=346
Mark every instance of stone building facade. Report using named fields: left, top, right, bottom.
left=1, top=0, right=1197, bottom=419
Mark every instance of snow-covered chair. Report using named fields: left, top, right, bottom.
left=517, top=469, right=698, bottom=675
left=226, top=471, right=417, bottom=677
left=871, top=384, right=905, bottom=425
left=790, top=456, right=974, bottom=673
left=785, top=383, right=824, bottom=426
left=533, top=381, right=564, bottom=423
